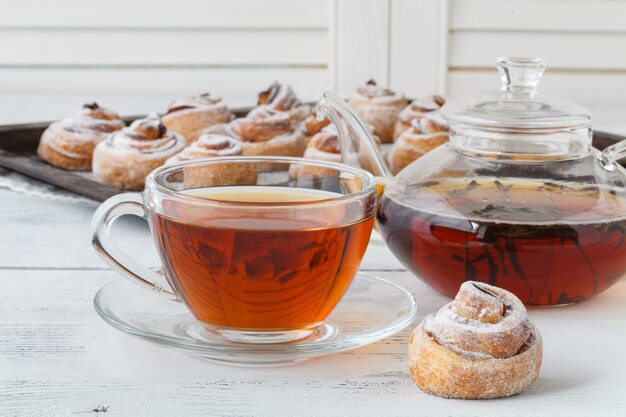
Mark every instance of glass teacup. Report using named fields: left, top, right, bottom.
left=92, top=157, right=377, bottom=343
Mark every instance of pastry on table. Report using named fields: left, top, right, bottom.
left=166, top=133, right=256, bottom=187
left=37, top=102, right=124, bottom=171
left=248, top=81, right=311, bottom=125
left=226, top=107, right=307, bottom=159
left=162, top=93, right=232, bottom=142
left=393, top=95, right=446, bottom=140
left=348, top=79, right=408, bottom=143
left=408, top=281, right=542, bottom=399
left=93, top=114, right=186, bottom=190
left=387, top=112, right=449, bottom=175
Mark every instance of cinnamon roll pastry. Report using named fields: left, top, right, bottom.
left=248, top=82, right=311, bottom=125
left=393, top=95, right=446, bottom=140
left=93, top=114, right=186, bottom=190
left=200, top=122, right=229, bottom=136
left=293, top=123, right=383, bottom=179
left=408, top=281, right=542, bottom=399
left=162, top=93, right=232, bottom=142
left=297, top=127, right=342, bottom=177
left=388, top=113, right=450, bottom=175
left=37, top=103, right=124, bottom=171
left=302, top=113, right=331, bottom=141
left=227, top=107, right=307, bottom=160
left=348, top=79, right=408, bottom=143
left=166, top=134, right=256, bottom=188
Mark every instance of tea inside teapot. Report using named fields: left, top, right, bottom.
left=378, top=176, right=626, bottom=305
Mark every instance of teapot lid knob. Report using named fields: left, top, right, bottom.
left=497, top=57, right=546, bottom=96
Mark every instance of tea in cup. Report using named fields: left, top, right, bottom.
left=92, top=157, right=377, bottom=343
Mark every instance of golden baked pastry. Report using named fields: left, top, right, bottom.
left=294, top=122, right=382, bottom=178
left=393, top=95, right=445, bottom=140
left=408, top=281, right=543, bottom=399
left=388, top=112, right=449, bottom=175
left=304, top=128, right=341, bottom=163
left=248, top=81, right=311, bottom=125
left=302, top=113, right=331, bottom=141
left=167, top=133, right=243, bottom=164
left=166, top=134, right=256, bottom=188
left=297, top=126, right=342, bottom=177
left=226, top=107, right=307, bottom=159
left=162, top=93, right=232, bottom=142
left=37, top=103, right=124, bottom=171
left=348, top=79, right=408, bottom=143
left=93, top=114, right=186, bottom=190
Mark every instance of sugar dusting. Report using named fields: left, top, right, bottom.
left=423, top=281, right=531, bottom=359
left=410, top=281, right=543, bottom=399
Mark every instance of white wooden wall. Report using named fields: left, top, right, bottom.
left=334, top=0, right=626, bottom=105
left=0, top=0, right=331, bottom=101
left=2, top=0, right=626, bottom=104
left=446, top=0, right=626, bottom=104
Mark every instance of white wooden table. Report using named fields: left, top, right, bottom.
left=1, top=96, right=626, bottom=417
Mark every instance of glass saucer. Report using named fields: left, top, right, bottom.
left=93, top=274, right=418, bottom=366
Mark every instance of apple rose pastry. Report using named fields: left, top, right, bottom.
left=409, top=281, right=543, bottom=399
left=296, top=127, right=342, bottom=177
left=388, top=112, right=449, bottom=175
left=166, top=134, right=256, bottom=187
left=393, top=95, right=446, bottom=140
left=37, top=103, right=124, bottom=171
left=93, top=114, right=186, bottom=190
left=302, top=113, right=331, bottom=141
left=227, top=107, right=307, bottom=159
left=349, top=79, right=408, bottom=143
left=248, top=82, right=311, bottom=125
left=162, top=93, right=232, bottom=142
left=304, top=128, right=341, bottom=163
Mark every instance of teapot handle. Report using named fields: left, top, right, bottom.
left=599, top=139, right=626, bottom=172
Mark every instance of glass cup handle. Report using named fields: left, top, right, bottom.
left=91, top=193, right=179, bottom=301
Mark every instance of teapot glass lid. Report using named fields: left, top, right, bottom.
left=440, top=57, right=592, bottom=159
left=442, top=57, right=591, bottom=130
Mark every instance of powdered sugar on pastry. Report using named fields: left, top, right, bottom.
left=409, top=281, right=543, bottom=399
left=162, top=93, right=232, bottom=142
left=250, top=82, right=312, bottom=125
left=349, top=79, right=408, bottom=143
left=92, top=114, right=186, bottom=190
left=37, top=102, right=125, bottom=171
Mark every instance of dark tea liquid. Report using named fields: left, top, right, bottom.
left=152, top=186, right=374, bottom=330
left=378, top=177, right=626, bottom=305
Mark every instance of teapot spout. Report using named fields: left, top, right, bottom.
left=317, top=92, right=392, bottom=178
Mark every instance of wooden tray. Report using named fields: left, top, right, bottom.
left=1, top=110, right=625, bottom=202
left=0, top=106, right=252, bottom=201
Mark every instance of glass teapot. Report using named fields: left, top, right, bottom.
left=319, top=57, right=626, bottom=306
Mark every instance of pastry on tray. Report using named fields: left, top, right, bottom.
left=408, top=281, right=543, bottom=399
left=223, top=107, right=307, bottom=160
left=393, top=95, right=446, bottom=140
left=93, top=114, right=186, bottom=190
left=297, top=125, right=342, bottom=177
left=37, top=102, right=125, bottom=171
left=388, top=112, right=449, bottom=175
left=349, top=79, right=408, bottom=143
left=302, top=113, right=331, bottom=141
left=166, top=133, right=256, bottom=187
left=248, top=81, right=311, bottom=125
left=162, top=93, right=232, bottom=143
left=300, top=123, right=382, bottom=174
